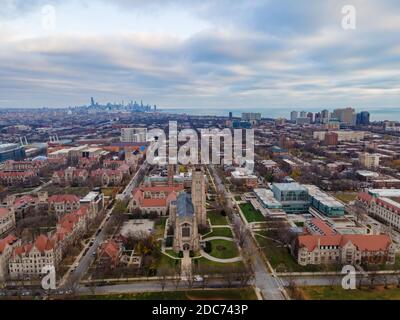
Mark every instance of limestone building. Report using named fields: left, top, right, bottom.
left=191, top=168, right=207, bottom=227
left=171, top=192, right=200, bottom=253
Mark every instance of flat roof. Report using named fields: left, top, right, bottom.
left=254, top=188, right=282, bottom=206
left=272, top=182, right=307, bottom=192
left=81, top=191, right=101, bottom=202
left=369, top=189, right=400, bottom=197
left=304, top=185, right=344, bottom=208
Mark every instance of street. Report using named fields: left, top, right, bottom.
left=207, top=164, right=286, bottom=300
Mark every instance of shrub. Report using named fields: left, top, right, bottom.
left=204, top=241, right=212, bottom=253
left=189, top=250, right=194, bottom=258
left=165, top=236, right=173, bottom=247
left=178, top=251, right=184, bottom=258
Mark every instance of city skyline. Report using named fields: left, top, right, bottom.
left=1, top=0, right=400, bottom=109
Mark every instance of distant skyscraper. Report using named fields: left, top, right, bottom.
left=90, top=97, right=95, bottom=107
left=315, top=112, right=321, bottom=124
left=242, top=113, right=261, bottom=121
left=333, top=107, right=356, bottom=125
left=356, top=111, right=370, bottom=125
left=321, top=109, right=330, bottom=124
left=300, top=111, right=307, bottom=118
left=307, top=112, right=314, bottom=123
left=290, top=111, right=298, bottom=121
left=229, top=112, right=233, bottom=119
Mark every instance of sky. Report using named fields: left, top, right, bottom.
left=0, top=0, right=400, bottom=110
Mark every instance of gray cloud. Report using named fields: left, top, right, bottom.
left=0, top=0, right=400, bottom=109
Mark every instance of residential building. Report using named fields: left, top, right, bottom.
left=0, top=171, right=38, bottom=187
left=333, top=108, right=356, bottom=124
left=0, top=235, right=21, bottom=281
left=52, top=167, right=89, bottom=186
left=120, top=128, right=147, bottom=143
left=90, top=168, right=124, bottom=187
left=359, top=153, right=380, bottom=169
left=48, top=195, right=80, bottom=217
left=0, top=208, right=16, bottom=237
left=9, top=235, right=62, bottom=280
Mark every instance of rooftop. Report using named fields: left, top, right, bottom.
left=272, top=182, right=307, bottom=192
left=176, top=192, right=194, bottom=217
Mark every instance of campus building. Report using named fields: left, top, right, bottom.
left=271, top=183, right=309, bottom=214
left=304, top=185, right=345, bottom=217
left=171, top=192, right=201, bottom=253
left=293, top=233, right=395, bottom=266
left=0, top=144, right=25, bottom=163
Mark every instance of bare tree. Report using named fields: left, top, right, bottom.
left=158, top=266, right=171, bottom=291
left=172, top=265, right=182, bottom=290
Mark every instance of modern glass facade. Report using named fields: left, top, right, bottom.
left=0, top=144, right=25, bottom=163
left=271, top=183, right=310, bottom=213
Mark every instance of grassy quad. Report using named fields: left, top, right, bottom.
left=239, top=203, right=265, bottom=223
left=208, top=211, right=228, bottom=226
left=206, top=239, right=239, bottom=259
left=204, top=227, right=233, bottom=239
left=194, top=257, right=245, bottom=274
left=255, top=233, right=340, bottom=272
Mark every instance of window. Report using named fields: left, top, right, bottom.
left=182, top=225, right=191, bottom=238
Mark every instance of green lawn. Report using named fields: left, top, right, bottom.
left=333, top=192, right=357, bottom=204
left=207, top=239, right=239, bottom=259
left=204, top=227, right=233, bottom=239
left=234, top=195, right=242, bottom=201
left=239, top=203, right=265, bottom=223
left=255, top=234, right=339, bottom=272
left=157, top=252, right=179, bottom=269
left=154, top=217, right=167, bottom=239
left=298, top=286, right=400, bottom=300
left=193, top=257, right=245, bottom=274
left=76, top=288, right=257, bottom=300
left=165, top=250, right=181, bottom=259
left=43, top=186, right=91, bottom=197
left=208, top=211, right=228, bottom=226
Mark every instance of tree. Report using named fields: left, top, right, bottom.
left=172, top=264, right=182, bottom=290
left=158, top=266, right=171, bottom=291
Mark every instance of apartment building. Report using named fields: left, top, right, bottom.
left=0, top=235, right=21, bottom=281
left=8, top=235, right=62, bottom=280
left=48, top=195, right=80, bottom=217
left=0, top=208, right=16, bottom=237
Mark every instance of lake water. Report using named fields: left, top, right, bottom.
left=160, top=107, right=400, bottom=122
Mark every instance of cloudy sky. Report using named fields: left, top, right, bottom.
left=0, top=0, right=400, bottom=110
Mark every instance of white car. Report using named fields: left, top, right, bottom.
left=194, top=275, right=203, bottom=282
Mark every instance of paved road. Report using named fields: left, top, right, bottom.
left=77, top=278, right=247, bottom=295
left=207, top=165, right=286, bottom=300
left=63, top=163, right=148, bottom=288
left=117, top=161, right=148, bottom=201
